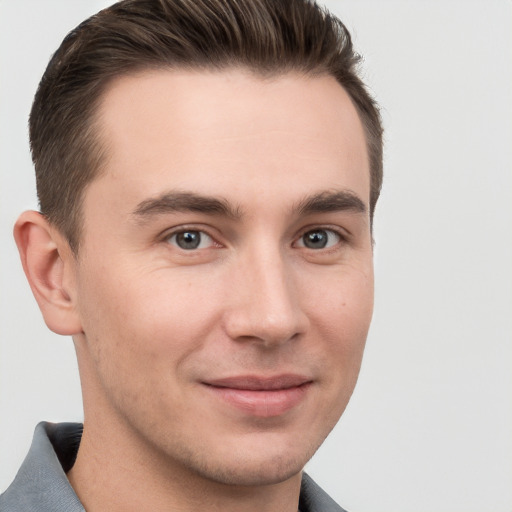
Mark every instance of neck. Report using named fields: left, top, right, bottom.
left=67, top=411, right=302, bottom=512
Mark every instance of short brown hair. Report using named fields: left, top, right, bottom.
left=30, top=0, right=383, bottom=251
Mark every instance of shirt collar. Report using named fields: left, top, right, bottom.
left=1, top=421, right=346, bottom=512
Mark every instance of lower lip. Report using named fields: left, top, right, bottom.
left=204, top=383, right=311, bottom=418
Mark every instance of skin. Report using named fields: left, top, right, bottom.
left=15, top=69, right=374, bottom=512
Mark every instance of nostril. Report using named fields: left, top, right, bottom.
left=222, top=260, right=310, bottom=344
left=224, top=305, right=308, bottom=347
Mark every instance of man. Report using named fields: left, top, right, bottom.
left=0, top=0, right=383, bottom=510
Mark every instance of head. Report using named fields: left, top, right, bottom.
left=30, top=0, right=382, bottom=253
left=16, top=0, right=383, bottom=493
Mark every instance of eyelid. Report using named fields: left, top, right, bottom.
left=294, top=230, right=340, bottom=251
left=293, top=225, right=349, bottom=247
left=160, top=224, right=223, bottom=249
left=157, top=223, right=350, bottom=251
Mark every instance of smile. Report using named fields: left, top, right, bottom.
left=202, top=375, right=313, bottom=418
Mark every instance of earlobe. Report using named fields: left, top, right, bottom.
left=13, top=210, right=83, bottom=336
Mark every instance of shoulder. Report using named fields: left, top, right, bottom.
left=0, top=422, right=84, bottom=512
left=299, top=472, right=349, bottom=512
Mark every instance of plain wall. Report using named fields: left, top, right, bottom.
left=1, top=1, right=511, bottom=511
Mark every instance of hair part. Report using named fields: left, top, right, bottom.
left=30, top=0, right=383, bottom=252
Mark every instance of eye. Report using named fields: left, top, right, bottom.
left=296, top=228, right=341, bottom=250
left=167, top=230, right=215, bottom=250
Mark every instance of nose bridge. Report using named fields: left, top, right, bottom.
left=224, top=241, right=308, bottom=345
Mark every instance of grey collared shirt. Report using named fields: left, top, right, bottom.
left=1, top=422, right=347, bottom=512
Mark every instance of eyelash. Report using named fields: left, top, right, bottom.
left=161, top=225, right=348, bottom=252
left=294, top=227, right=346, bottom=251
left=162, top=226, right=220, bottom=251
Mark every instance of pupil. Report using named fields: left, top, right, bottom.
left=304, top=230, right=327, bottom=249
left=177, top=231, right=200, bottom=250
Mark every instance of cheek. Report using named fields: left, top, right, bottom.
left=75, top=263, right=220, bottom=382
left=299, top=266, right=373, bottom=440
left=304, top=263, right=373, bottom=388
left=307, top=261, right=374, bottom=337
left=74, top=265, right=222, bottom=425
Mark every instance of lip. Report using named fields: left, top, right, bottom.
left=202, top=374, right=313, bottom=418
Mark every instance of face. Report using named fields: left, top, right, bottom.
left=70, top=69, right=373, bottom=486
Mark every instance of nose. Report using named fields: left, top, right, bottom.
left=222, top=248, right=310, bottom=347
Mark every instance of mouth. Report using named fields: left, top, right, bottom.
left=202, top=374, right=313, bottom=418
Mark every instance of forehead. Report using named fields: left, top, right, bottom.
left=88, top=69, right=369, bottom=216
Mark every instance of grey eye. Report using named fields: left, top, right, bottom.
left=299, top=229, right=340, bottom=249
left=168, top=230, right=213, bottom=250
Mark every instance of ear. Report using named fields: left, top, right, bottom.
left=13, top=210, right=83, bottom=336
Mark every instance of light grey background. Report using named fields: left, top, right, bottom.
left=1, top=1, right=511, bottom=511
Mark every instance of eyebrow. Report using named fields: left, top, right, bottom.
left=132, top=191, right=242, bottom=220
left=131, top=189, right=367, bottom=222
left=295, top=190, right=367, bottom=216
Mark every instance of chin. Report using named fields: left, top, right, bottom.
left=194, top=454, right=306, bottom=487
left=172, top=433, right=323, bottom=488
